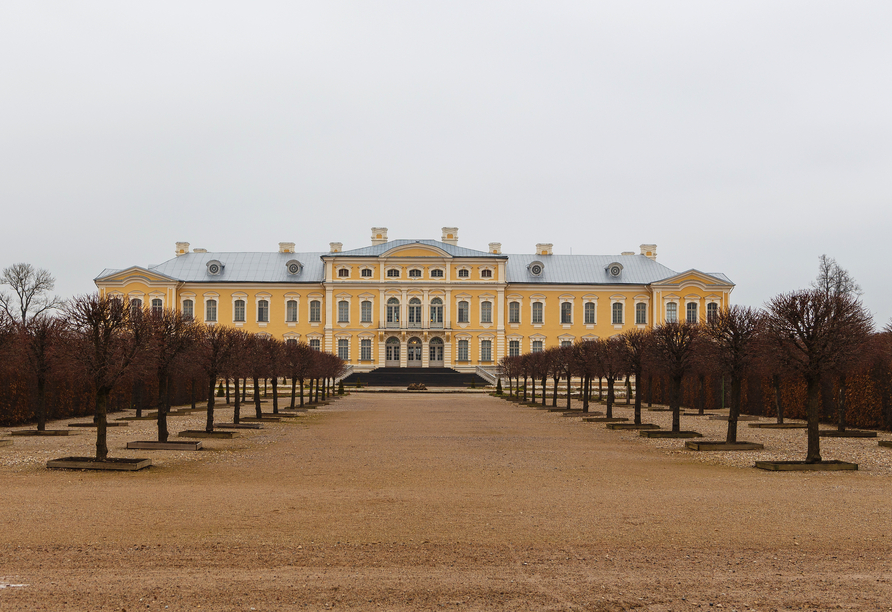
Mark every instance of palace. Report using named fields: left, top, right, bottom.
left=94, top=227, right=733, bottom=374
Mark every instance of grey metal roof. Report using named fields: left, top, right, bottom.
left=505, top=254, right=680, bottom=285
left=336, top=239, right=502, bottom=258
left=96, top=252, right=327, bottom=283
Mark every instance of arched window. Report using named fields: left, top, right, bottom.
left=480, top=269, right=493, bottom=278
left=430, top=269, right=444, bottom=278
left=457, top=339, right=469, bottom=361
left=257, top=299, right=269, bottom=322
left=532, top=302, right=543, bottom=324
left=151, top=298, right=163, bottom=315
left=584, top=302, right=595, bottom=325
left=361, top=268, right=373, bottom=278
left=457, top=300, right=469, bottom=323
left=687, top=302, right=698, bottom=324
left=386, top=336, right=400, bottom=364
left=480, top=301, right=492, bottom=324
left=386, top=268, right=400, bottom=278
left=666, top=302, right=677, bottom=323
left=130, top=298, right=143, bottom=311
left=386, top=297, right=400, bottom=325
left=635, top=302, right=647, bottom=325
left=457, top=269, right=469, bottom=278
left=286, top=300, right=298, bottom=322
left=338, top=300, right=349, bottom=323
left=360, top=300, right=372, bottom=323
left=429, top=337, right=444, bottom=363
left=508, top=301, right=520, bottom=323
left=337, top=268, right=350, bottom=278
left=205, top=299, right=217, bottom=322
left=707, top=302, right=718, bottom=323
left=561, top=302, right=572, bottom=324
left=408, top=298, right=422, bottom=326
left=234, top=299, right=246, bottom=322
left=612, top=302, right=623, bottom=325
left=182, top=299, right=194, bottom=320
left=309, top=300, right=321, bottom=322
left=430, top=297, right=443, bottom=326
left=408, top=269, right=422, bottom=278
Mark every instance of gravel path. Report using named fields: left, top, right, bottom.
left=1, top=393, right=890, bottom=611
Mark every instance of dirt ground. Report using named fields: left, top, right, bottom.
left=1, top=392, right=891, bottom=611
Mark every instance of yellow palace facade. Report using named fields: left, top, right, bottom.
left=95, top=227, right=733, bottom=373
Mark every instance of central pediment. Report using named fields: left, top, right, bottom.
left=381, top=244, right=452, bottom=258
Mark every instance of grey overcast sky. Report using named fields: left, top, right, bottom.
left=1, top=1, right=890, bottom=324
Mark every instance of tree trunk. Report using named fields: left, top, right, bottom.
left=697, top=374, right=706, bottom=415
left=772, top=374, right=785, bottom=424
left=837, top=373, right=847, bottom=432
left=726, top=375, right=741, bottom=443
left=206, top=376, right=216, bottom=432
left=522, top=376, right=528, bottom=402
left=133, top=380, right=143, bottom=418
left=541, top=376, right=547, bottom=406
left=242, top=377, right=247, bottom=403
left=225, top=377, right=230, bottom=404
left=566, top=373, right=572, bottom=410
left=805, top=374, right=822, bottom=463
left=95, top=387, right=110, bottom=460
left=290, top=377, right=297, bottom=408
left=190, top=378, right=196, bottom=410
left=598, top=376, right=603, bottom=402
left=605, top=376, right=615, bottom=418
left=670, top=374, right=682, bottom=433
left=272, top=377, right=279, bottom=414
left=647, top=374, right=653, bottom=407
left=299, top=379, right=305, bottom=407
left=582, top=375, right=589, bottom=413
left=36, top=374, right=47, bottom=431
left=157, top=372, right=169, bottom=443
left=552, top=375, right=559, bottom=407
left=253, top=376, right=262, bottom=417
left=633, top=368, right=642, bottom=425
left=625, top=378, right=631, bottom=405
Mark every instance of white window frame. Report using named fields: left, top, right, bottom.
left=480, top=300, right=492, bottom=324
left=309, top=299, right=322, bottom=323
left=256, top=295, right=271, bottom=324
left=508, top=301, right=521, bottom=324
left=360, top=338, right=372, bottom=361
left=337, top=337, right=350, bottom=361
left=480, top=339, right=492, bottom=362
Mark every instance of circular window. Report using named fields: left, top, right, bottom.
left=531, top=265, right=542, bottom=275
left=610, top=266, right=621, bottom=276
left=286, top=260, right=303, bottom=276
left=288, top=263, right=300, bottom=274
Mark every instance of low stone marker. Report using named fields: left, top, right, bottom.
left=685, top=441, right=764, bottom=451
left=117, top=415, right=158, bottom=421
left=241, top=417, right=281, bottom=423
left=709, top=415, right=761, bottom=421
left=605, top=423, right=660, bottom=430
left=818, top=430, right=877, bottom=438
left=640, top=430, right=702, bottom=439
left=0, top=439, right=12, bottom=447
left=879, top=441, right=892, bottom=449
left=583, top=417, right=628, bottom=423
left=46, top=457, right=151, bottom=471
left=215, top=423, right=263, bottom=429
left=647, top=408, right=672, bottom=412
left=126, top=440, right=202, bottom=450
left=755, top=460, right=857, bottom=471
left=683, top=413, right=715, bottom=417
left=177, top=430, right=238, bottom=439
left=69, top=422, right=128, bottom=428
left=10, top=430, right=74, bottom=436
left=748, top=423, right=807, bottom=429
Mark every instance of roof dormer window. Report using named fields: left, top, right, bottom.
left=408, top=269, right=422, bottom=278
left=206, top=260, right=224, bottom=276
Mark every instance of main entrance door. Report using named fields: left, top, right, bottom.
left=429, top=337, right=444, bottom=367
left=407, top=337, right=422, bottom=366
left=385, top=337, right=400, bottom=367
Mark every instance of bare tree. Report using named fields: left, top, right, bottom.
left=19, top=315, right=65, bottom=431
left=621, top=328, right=652, bottom=426
left=651, top=322, right=700, bottom=432
left=811, top=254, right=862, bottom=299
left=702, top=306, right=764, bottom=442
left=764, top=289, right=872, bottom=462
left=0, top=263, right=64, bottom=324
left=197, top=324, right=233, bottom=432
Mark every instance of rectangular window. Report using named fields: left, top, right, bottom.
left=508, top=301, right=520, bottom=323
left=310, top=300, right=321, bottom=322
left=508, top=340, right=520, bottom=357
left=286, top=300, right=298, bottom=322
left=457, top=339, right=469, bottom=361
left=532, top=302, right=543, bottom=324
left=612, top=302, right=623, bottom=325
left=561, top=302, right=572, bottom=324
left=337, top=338, right=349, bottom=360
left=687, top=302, right=698, bottom=324
left=480, top=301, right=492, bottom=324
left=666, top=303, right=678, bottom=323
left=182, top=299, right=194, bottom=320
left=707, top=302, right=718, bottom=323
left=338, top=300, right=349, bottom=323
left=584, top=302, right=595, bottom=325
left=310, top=338, right=321, bottom=351
left=635, top=302, right=647, bottom=325
left=361, top=300, right=372, bottom=323
left=205, top=299, right=217, bottom=322
left=361, top=338, right=372, bottom=360
left=234, top=299, right=246, bottom=322
left=286, top=338, right=297, bottom=346
left=532, top=340, right=543, bottom=353
left=458, top=301, right=469, bottom=324
left=257, top=300, right=269, bottom=323
left=480, top=339, right=492, bottom=362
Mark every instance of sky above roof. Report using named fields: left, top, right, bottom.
left=1, top=2, right=889, bottom=324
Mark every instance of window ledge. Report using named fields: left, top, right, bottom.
left=585, top=324, right=595, bottom=329
left=235, top=322, right=244, bottom=327
left=258, top=322, right=268, bottom=327
left=562, top=323, right=572, bottom=329
left=613, top=324, right=623, bottom=330
left=287, top=322, right=297, bottom=326
left=532, top=323, right=543, bottom=328
left=509, top=322, right=520, bottom=328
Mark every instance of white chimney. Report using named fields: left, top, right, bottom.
left=330, top=242, right=343, bottom=253
left=489, top=242, right=502, bottom=255
left=621, top=251, right=634, bottom=256
left=193, top=248, right=208, bottom=253
left=640, top=244, right=657, bottom=260
left=441, top=227, right=459, bottom=246
left=371, top=227, right=388, bottom=246
left=279, top=242, right=295, bottom=253
left=536, top=243, right=553, bottom=256
left=175, top=242, right=190, bottom=257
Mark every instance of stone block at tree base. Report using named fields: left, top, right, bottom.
left=647, top=408, right=672, bottom=412
left=240, top=417, right=281, bottom=422
left=0, top=439, right=12, bottom=447
left=818, top=430, right=877, bottom=438
left=879, top=441, right=892, bottom=449
left=748, top=423, right=807, bottom=429
left=46, top=457, right=151, bottom=471
left=683, top=413, right=715, bottom=417
left=68, top=422, right=129, bottom=428
left=126, top=440, right=202, bottom=450
left=640, top=430, right=702, bottom=438
left=709, top=415, right=761, bottom=421
left=215, top=423, right=263, bottom=429
left=754, top=460, right=857, bottom=471
left=117, top=415, right=158, bottom=421
left=685, top=441, right=764, bottom=451
left=10, top=430, right=74, bottom=436
left=606, top=423, right=660, bottom=430
left=177, top=430, right=238, bottom=439
left=583, top=417, right=628, bottom=423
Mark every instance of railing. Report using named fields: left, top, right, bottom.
left=335, top=364, right=354, bottom=383
left=475, top=366, right=498, bottom=386
left=430, top=321, right=443, bottom=329
left=385, top=321, right=400, bottom=328
left=407, top=321, right=422, bottom=328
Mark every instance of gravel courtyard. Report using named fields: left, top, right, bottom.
left=1, top=392, right=890, bottom=611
